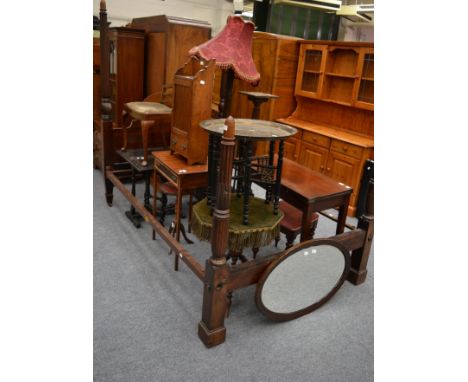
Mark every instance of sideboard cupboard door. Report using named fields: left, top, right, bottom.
left=298, top=141, right=329, bottom=173
left=295, top=44, right=327, bottom=99
left=283, top=137, right=301, bottom=161
left=325, top=150, right=360, bottom=204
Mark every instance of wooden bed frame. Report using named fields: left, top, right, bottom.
left=99, top=2, right=374, bottom=348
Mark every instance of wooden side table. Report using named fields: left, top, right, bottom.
left=280, top=157, right=353, bottom=241
left=152, top=151, right=208, bottom=249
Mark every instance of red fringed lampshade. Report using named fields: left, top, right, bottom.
left=189, top=16, right=260, bottom=85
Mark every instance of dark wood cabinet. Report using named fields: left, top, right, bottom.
left=93, top=27, right=146, bottom=168
left=108, top=27, right=145, bottom=127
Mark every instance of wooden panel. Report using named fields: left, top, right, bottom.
left=283, top=137, right=301, bottom=161
left=330, top=139, right=363, bottom=159
left=302, top=131, right=330, bottom=148
left=289, top=98, right=374, bottom=138
left=298, top=141, right=329, bottom=172
left=325, top=151, right=360, bottom=189
left=145, top=33, right=165, bottom=98
left=166, top=24, right=211, bottom=88
left=217, top=32, right=300, bottom=121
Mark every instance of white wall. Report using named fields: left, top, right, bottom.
left=93, top=0, right=235, bottom=34
left=338, top=19, right=374, bottom=42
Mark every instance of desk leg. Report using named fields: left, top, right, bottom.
left=300, top=205, right=313, bottom=242
left=174, top=186, right=183, bottom=271
left=336, top=194, right=351, bottom=235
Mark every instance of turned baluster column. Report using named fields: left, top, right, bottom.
left=198, top=116, right=235, bottom=348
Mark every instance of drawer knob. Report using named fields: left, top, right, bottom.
left=320, top=165, right=324, bottom=171
left=343, top=146, right=348, bottom=151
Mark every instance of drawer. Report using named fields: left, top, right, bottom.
left=170, top=129, right=188, bottom=157
left=302, top=131, right=330, bottom=148
left=330, top=139, right=363, bottom=159
left=156, top=161, right=178, bottom=184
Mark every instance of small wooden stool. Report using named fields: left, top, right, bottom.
left=122, top=101, right=172, bottom=167
left=275, top=200, right=319, bottom=249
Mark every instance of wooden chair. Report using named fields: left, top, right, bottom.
left=275, top=200, right=319, bottom=249
left=121, top=86, right=173, bottom=167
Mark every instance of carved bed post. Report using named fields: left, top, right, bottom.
left=348, top=179, right=374, bottom=285
left=99, top=1, right=114, bottom=206
left=198, top=116, right=236, bottom=348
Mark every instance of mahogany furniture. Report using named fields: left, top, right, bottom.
left=278, top=40, right=374, bottom=216
left=94, top=24, right=148, bottom=170
left=279, top=157, right=353, bottom=241
left=104, top=116, right=374, bottom=347
left=151, top=151, right=208, bottom=253
left=129, top=15, right=211, bottom=104
left=275, top=201, right=319, bottom=250
left=122, top=101, right=172, bottom=167
left=170, top=57, right=215, bottom=165
left=117, top=148, right=157, bottom=227
left=93, top=35, right=101, bottom=169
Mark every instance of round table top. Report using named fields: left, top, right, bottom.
left=238, top=91, right=279, bottom=99
left=200, top=118, right=297, bottom=140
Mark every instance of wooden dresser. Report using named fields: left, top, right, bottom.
left=278, top=41, right=374, bottom=216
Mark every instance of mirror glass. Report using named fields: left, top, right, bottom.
left=260, top=244, right=347, bottom=314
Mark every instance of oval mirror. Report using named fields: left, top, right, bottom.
left=255, top=239, right=350, bottom=321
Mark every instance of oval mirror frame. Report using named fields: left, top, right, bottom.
left=255, top=239, right=351, bottom=322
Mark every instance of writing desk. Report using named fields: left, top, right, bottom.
left=152, top=150, right=208, bottom=243
left=280, top=157, right=353, bottom=241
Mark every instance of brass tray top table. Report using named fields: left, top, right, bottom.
left=123, top=102, right=172, bottom=167
left=280, top=157, right=353, bottom=241
left=152, top=150, right=208, bottom=251
left=201, top=118, right=297, bottom=225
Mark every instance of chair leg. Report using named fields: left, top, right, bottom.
left=285, top=231, right=298, bottom=249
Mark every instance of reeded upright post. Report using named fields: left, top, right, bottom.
left=348, top=180, right=374, bottom=285
left=198, top=117, right=236, bottom=348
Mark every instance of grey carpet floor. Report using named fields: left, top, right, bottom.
left=94, top=169, right=373, bottom=382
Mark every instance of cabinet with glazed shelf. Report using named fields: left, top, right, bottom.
left=295, top=41, right=373, bottom=110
